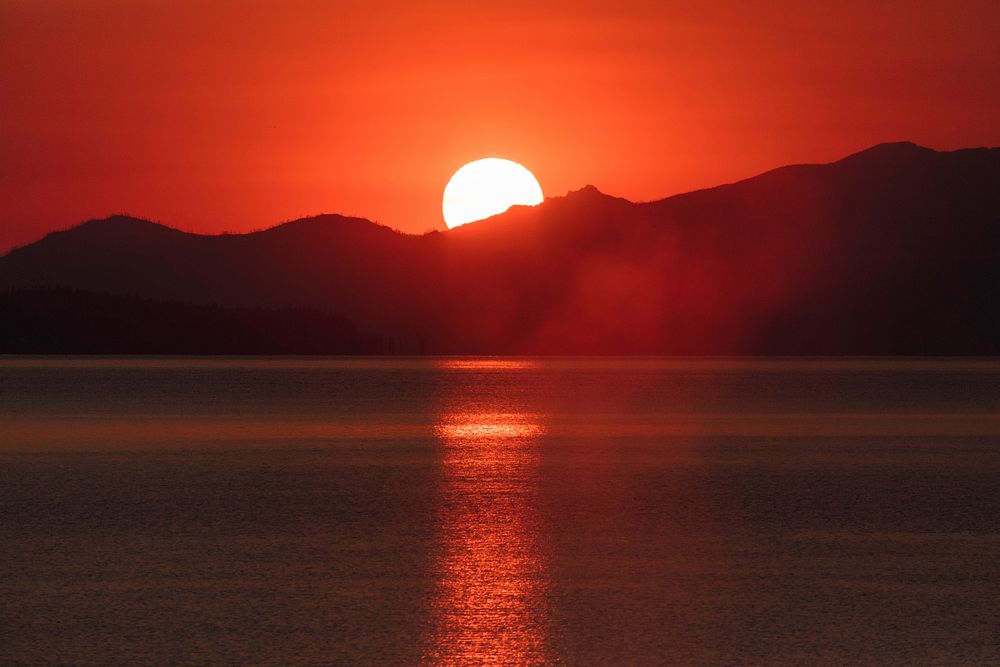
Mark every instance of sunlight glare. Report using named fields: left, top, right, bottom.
left=442, top=158, right=544, bottom=229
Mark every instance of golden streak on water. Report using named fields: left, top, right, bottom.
left=435, top=415, right=546, bottom=441
left=426, top=411, right=548, bottom=666
left=435, top=359, right=540, bottom=371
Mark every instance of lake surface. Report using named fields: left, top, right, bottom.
left=2, top=357, right=999, bottom=665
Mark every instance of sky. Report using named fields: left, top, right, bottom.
left=1, top=0, right=998, bottom=252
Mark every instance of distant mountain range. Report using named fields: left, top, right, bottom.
left=2, top=142, right=999, bottom=354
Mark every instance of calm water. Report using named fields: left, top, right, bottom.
left=2, top=357, right=999, bottom=665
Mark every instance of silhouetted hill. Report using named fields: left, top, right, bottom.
left=0, top=288, right=382, bottom=354
left=2, top=143, right=998, bottom=353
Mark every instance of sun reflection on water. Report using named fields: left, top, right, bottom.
left=434, top=358, right=540, bottom=371
left=425, top=410, right=549, bottom=665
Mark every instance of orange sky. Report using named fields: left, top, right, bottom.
left=2, top=0, right=998, bottom=252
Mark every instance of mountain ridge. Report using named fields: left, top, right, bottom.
left=10, top=142, right=995, bottom=254
left=2, top=142, right=999, bottom=354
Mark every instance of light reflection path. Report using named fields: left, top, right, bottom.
left=425, top=404, right=549, bottom=666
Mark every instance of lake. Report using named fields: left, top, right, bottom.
left=2, top=357, right=999, bottom=664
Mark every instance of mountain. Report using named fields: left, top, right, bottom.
left=0, top=288, right=382, bottom=354
left=2, top=142, right=999, bottom=354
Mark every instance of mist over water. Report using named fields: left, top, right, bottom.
left=2, top=357, right=999, bottom=664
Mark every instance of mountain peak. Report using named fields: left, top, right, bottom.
left=80, top=214, right=166, bottom=229
left=838, top=141, right=937, bottom=164
left=54, top=215, right=183, bottom=243
left=564, top=184, right=609, bottom=198
left=552, top=184, right=631, bottom=205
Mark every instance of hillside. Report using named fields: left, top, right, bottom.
left=2, top=143, right=998, bottom=354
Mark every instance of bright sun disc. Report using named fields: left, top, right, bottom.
left=442, top=158, right=543, bottom=229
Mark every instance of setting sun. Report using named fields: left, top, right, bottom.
left=442, top=158, right=544, bottom=229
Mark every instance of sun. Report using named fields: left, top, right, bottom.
left=442, top=158, right=544, bottom=229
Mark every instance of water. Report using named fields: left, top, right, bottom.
left=2, top=357, right=999, bottom=664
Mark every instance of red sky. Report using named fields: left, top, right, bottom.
left=2, top=0, right=998, bottom=252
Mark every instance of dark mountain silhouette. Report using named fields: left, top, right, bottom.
left=2, top=142, right=998, bottom=354
left=0, top=288, right=382, bottom=354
